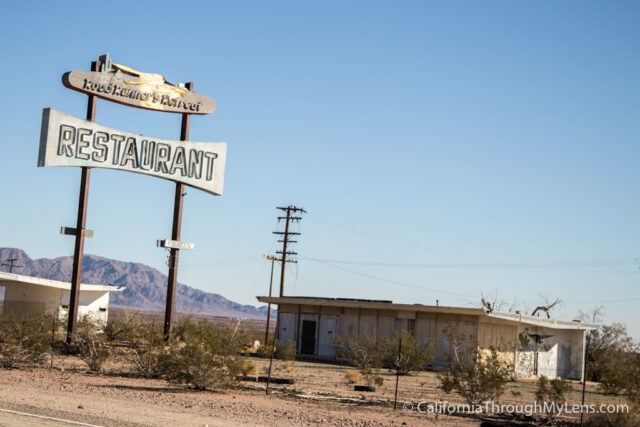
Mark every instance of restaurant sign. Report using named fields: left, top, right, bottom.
left=38, top=108, right=226, bottom=196
left=62, top=63, right=216, bottom=114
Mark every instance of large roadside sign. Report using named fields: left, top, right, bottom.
left=38, top=108, right=227, bottom=196
left=62, top=62, right=216, bottom=114
left=48, top=54, right=223, bottom=343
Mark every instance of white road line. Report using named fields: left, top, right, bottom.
left=0, top=407, right=103, bottom=427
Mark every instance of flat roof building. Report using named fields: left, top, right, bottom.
left=0, top=272, right=124, bottom=324
left=257, top=296, right=598, bottom=380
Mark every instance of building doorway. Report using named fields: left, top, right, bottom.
left=300, top=320, right=316, bottom=355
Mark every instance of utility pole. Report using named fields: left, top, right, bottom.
left=273, top=205, right=306, bottom=297
left=2, top=258, right=22, bottom=273
left=163, top=82, right=194, bottom=342
left=66, top=56, right=100, bottom=345
left=263, top=254, right=297, bottom=343
left=268, top=206, right=305, bottom=357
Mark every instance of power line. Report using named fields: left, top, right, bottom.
left=312, top=258, right=640, bottom=306
left=301, top=256, right=638, bottom=270
left=312, top=259, right=470, bottom=298
left=179, top=256, right=257, bottom=270
left=561, top=296, right=640, bottom=305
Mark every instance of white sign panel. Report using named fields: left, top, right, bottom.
left=156, top=239, right=194, bottom=250
left=38, top=108, right=227, bottom=196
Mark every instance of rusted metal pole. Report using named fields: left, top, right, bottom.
left=66, top=59, right=99, bottom=345
left=265, top=257, right=275, bottom=344
left=394, top=335, right=402, bottom=410
left=50, top=313, right=56, bottom=370
left=580, top=334, right=590, bottom=426
left=147, top=318, right=155, bottom=379
left=163, top=82, right=193, bottom=341
left=266, top=309, right=280, bottom=395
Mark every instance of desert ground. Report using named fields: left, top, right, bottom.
left=0, top=308, right=629, bottom=426
left=0, top=358, right=472, bottom=427
left=0, top=351, right=625, bottom=427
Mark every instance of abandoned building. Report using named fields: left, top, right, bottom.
left=257, top=296, right=598, bottom=380
left=0, top=271, right=124, bottom=324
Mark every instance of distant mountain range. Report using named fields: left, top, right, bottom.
left=0, top=248, right=269, bottom=319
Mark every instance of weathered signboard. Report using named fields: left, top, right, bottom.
left=38, top=108, right=227, bottom=196
left=156, top=240, right=194, bottom=250
left=61, top=227, right=94, bottom=238
left=62, top=63, right=216, bottom=114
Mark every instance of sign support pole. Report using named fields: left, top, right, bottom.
left=164, top=82, right=193, bottom=341
left=66, top=58, right=99, bottom=344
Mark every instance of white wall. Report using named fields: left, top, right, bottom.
left=2, top=283, right=112, bottom=325
left=514, top=325, right=584, bottom=380
left=278, top=312, right=296, bottom=345
left=317, top=314, right=338, bottom=357
left=60, top=289, right=110, bottom=324
left=3, top=283, right=61, bottom=315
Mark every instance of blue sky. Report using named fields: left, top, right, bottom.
left=1, top=1, right=639, bottom=337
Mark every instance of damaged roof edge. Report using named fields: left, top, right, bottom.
left=484, top=311, right=599, bottom=330
left=257, top=296, right=485, bottom=316
left=257, top=296, right=600, bottom=331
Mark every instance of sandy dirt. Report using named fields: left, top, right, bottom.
left=0, top=352, right=625, bottom=427
left=0, top=358, right=475, bottom=426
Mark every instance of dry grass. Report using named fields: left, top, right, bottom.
left=240, top=360, right=258, bottom=376
left=345, top=370, right=363, bottom=384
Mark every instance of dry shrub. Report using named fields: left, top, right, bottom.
left=276, top=339, right=297, bottom=361
left=382, top=330, right=434, bottom=375
left=240, top=360, right=258, bottom=376
left=255, top=338, right=296, bottom=360
left=586, top=323, right=634, bottom=385
left=345, top=370, right=363, bottom=384
left=158, top=318, right=244, bottom=390
left=255, top=338, right=296, bottom=361
left=584, top=336, right=640, bottom=426
left=438, top=331, right=513, bottom=407
left=127, top=325, right=164, bottom=378
left=256, top=339, right=278, bottom=358
left=334, top=331, right=383, bottom=371
left=374, top=376, right=384, bottom=386
left=72, top=316, right=110, bottom=372
left=535, top=375, right=571, bottom=418
left=103, top=314, right=148, bottom=343
left=0, top=313, right=53, bottom=368
left=585, top=351, right=639, bottom=426
left=334, top=330, right=385, bottom=385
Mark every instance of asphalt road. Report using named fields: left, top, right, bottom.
left=0, top=408, right=100, bottom=426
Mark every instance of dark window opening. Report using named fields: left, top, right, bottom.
left=300, top=320, right=316, bottom=355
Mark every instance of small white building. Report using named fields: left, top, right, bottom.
left=257, top=296, right=598, bottom=380
left=0, top=272, right=124, bottom=324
